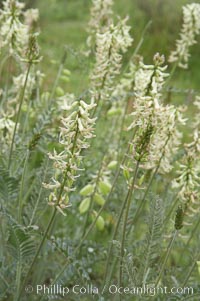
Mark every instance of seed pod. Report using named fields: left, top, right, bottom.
left=96, top=215, right=105, bottom=231
left=94, top=193, right=106, bottom=206
left=60, top=76, right=70, bottom=83
left=123, top=168, right=130, bottom=181
left=80, top=184, right=94, bottom=196
left=79, top=198, right=91, bottom=214
left=138, top=174, right=145, bottom=186
left=56, top=87, right=65, bottom=97
left=196, top=261, right=200, bottom=276
left=99, top=181, right=112, bottom=195
left=107, top=108, right=122, bottom=117
left=63, top=69, right=71, bottom=76
left=108, top=161, right=118, bottom=170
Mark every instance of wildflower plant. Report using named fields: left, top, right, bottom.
left=169, top=3, right=200, bottom=68
left=90, top=16, right=133, bottom=109
left=173, top=130, right=200, bottom=228
left=43, top=99, right=96, bottom=215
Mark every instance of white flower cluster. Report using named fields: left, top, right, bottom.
left=43, top=100, right=96, bottom=215
left=24, top=8, right=39, bottom=30
left=88, top=0, right=113, bottom=35
left=168, top=3, right=200, bottom=69
left=147, top=107, right=185, bottom=173
left=127, top=54, right=185, bottom=173
left=91, top=17, right=133, bottom=104
left=172, top=131, right=200, bottom=224
left=0, top=0, right=39, bottom=57
left=128, top=54, right=168, bottom=131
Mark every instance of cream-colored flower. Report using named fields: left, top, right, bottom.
left=90, top=17, right=133, bottom=105
left=169, top=3, right=200, bottom=68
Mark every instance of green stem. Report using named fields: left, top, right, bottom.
left=163, top=194, right=179, bottom=227
left=18, top=150, right=30, bottom=223
left=48, top=48, right=67, bottom=106
left=123, top=20, right=152, bottom=74
left=186, top=218, right=200, bottom=248
left=165, top=62, right=178, bottom=88
left=118, top=161, right=140, bottom=293
left=131, top=135, right=170, bottom=228
left=178, top=217, right=200, bottom=265
left=15, top=258, right=22, bottom=301
left=117, top=98, right=129, bottom=161
left=182, top=254, right=199, bottom=287
left=8, top=63, right=32, bottom=169
left=155, top=230, right=178, bottom=287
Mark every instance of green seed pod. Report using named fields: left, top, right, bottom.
left=79, top=198, right=91, bottom=214
left=94, top=193, right=106, bottom=206
left=108, top=161, right=118, bottom=170
left=138, top=174, right=145, bottom=186
left=107, top=108, right=122, bottom=117
left=60, top=76, right=70, bottom=83
left=99, top=181, right=112, bottom=195
left=123, top=169, right=130, bottom=181
left=96, top=215, right=105, bottom=231
left=196, top=261, right=200, bottom=276
left=56, top=87, right=65, bottom=97
left=63, top=69, right=71, bottom=76
left=174, top=205, right=184, bottom=230
left=50, top=59, right=57, bottom=65
left=80, top=184, right=94, bottom=196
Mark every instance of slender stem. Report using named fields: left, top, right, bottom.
left=178, top=217, right=200, bottom=265
left=117, top=98, right=129, bottom=161
left=15, top=257, right=22, bottom=301
left=165, top=62, right=178, bottom=88
left=22, top=99, right=32, bottom=139
left=186, top=218, right=200, bottom=247
left=118, top=161, right=140, bottom=292
left=155, top=230, right=178, bottom=287
left=8, top=63, right=32, bottom=169
left=48, top=48, right=67, bottom=105
left=123, top=20, right=152, bottom=74
left=182, top=254, right=199, bottom=287
left=18, top=150, right=30, bottom=223
left=163, top=194, right=179, bottom=226
left=131, top=135, right=170, bottom=227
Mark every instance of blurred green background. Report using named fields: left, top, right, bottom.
left=27, top=0, right=200, bottom=94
